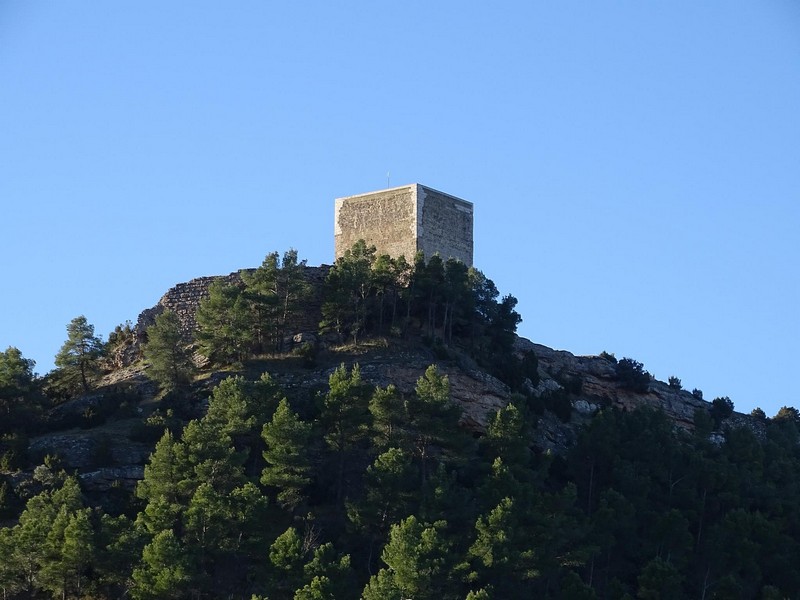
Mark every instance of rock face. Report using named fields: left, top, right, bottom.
left=517, top=338, right=710, bottom=426
left=28, top=431, right=152, bottom=473
left=79, top=466, right=144, bottom=492
left=515, top=338, right=760, bottom=437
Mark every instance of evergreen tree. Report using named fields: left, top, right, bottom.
left=95, top=514, right=146, bottom=597
left=0, top=346, right=40, bottom=435
left=320, top=240, right=376, bottom=344
left=268, top=526, right=306, bottom=599
left=195, top=281, right=252, bottom=364
left=242, top=249, right=311, bottom=353
left=482, top=402, right=530, bottom=471
left=204, top=374, right=282, bottom=442
left=135, top=431, right=188, bottom=535
left=131, top=530, right=194, bottom=600
left=408, top=365, right=463, bottom=490
left=261, top=398, right=313, bottom=510
left=0, top=526, right=23, bottom=597
left=442, top=258, right=472, bottom=343
left=143, top=310, right=195, bottom=391
left=40, top=507, right=95, bottom=599
left=368, top=384, right=406, bottom=451
left=347, top=448, right=418, bottom=572
left=467, top=497, right=538, bottom=596
left=0, top=346, right=35, bottom=397
left=297, top=542, right=353, bottom=599
left=363, top=516, right=454, bottom=600
left=3, top=476, right=85, bottom=597
left=321, top=363, right=371, bottom=504
left=54, top=315, right=103, bottom=393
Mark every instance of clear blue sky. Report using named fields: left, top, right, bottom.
left=1, top=2, right=798, bottom=416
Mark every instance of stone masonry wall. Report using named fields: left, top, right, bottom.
left=334, top=184, right=473, bottom=266
left=334, top=186, right=417, bottom=260
left=417, top=186, right=474, bottom=266
left=131, top=266, right=330, bottom=356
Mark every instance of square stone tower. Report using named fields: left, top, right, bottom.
left=334, top=184, right=473, bottom=266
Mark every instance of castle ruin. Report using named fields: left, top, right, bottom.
left=334, top=184, right=473, bottom=266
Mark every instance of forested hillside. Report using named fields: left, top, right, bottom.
left=1, top=244, right=799, bottom=599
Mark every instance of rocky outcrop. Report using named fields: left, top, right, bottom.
left=79, top=466, right=144, bottom=492
left=28, top=430, right=152, bottom=472
left=515, top=338, right=761, bottom=437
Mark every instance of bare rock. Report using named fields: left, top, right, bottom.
left=79, top=466, right=145, bottom=492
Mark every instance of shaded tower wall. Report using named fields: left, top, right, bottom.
left=334, top=184, right=473, bottom=266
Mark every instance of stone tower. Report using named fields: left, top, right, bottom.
left=334, top=184, right=473, bottom=266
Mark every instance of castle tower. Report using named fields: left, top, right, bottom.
left=334, top=184, right=473, bottom=266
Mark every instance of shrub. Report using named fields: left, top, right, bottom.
left=710, top=396, right=734, bottom=428
left=773, top=406, right=800, bottom=424
left=616, top=358, right=650, bottom=393
left=0, top=433, right=28, bottom=471
left=293, top=341, right=318, bottom=368
left=599, top=351, right=617, bottom=364
left=668, top=376, right=682, bottom=390
left=129, top=410, right=182, bottom=443
left=692, top=388, right=704, bottom=400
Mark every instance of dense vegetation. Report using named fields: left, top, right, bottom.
left=1, top=245, right=799, bottom=598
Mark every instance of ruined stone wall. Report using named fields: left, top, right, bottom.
left=334, top=186, right=418, bottom=260
left=417, top=186, right=473, bottom=266
left=132, top=266, right=330, bottom=355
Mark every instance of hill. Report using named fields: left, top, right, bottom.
left=0, top=250, right=797, bottom=599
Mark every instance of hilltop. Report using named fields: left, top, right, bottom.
left=1, top=248, right=795, bottom=599
left=24, top=256, right=757, bottom=487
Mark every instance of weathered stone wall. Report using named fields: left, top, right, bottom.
left=334, top=184, right=473, bottom=266
left=417, top=186, right=473, bottom=266
left=334, top=186, right=418, bottom=260
left=131, top=266, right=330, bottom=357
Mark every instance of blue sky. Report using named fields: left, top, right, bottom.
left=1, top=2, right=798, bottom=416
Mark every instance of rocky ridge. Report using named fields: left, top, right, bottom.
left=24, top=265, right=759, bottom=495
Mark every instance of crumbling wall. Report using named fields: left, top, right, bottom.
left=128, top=265, right=330, bottom=364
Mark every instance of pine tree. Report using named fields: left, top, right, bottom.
left=320, top=240, right=376, bottom=344
left=369, top=384, right=406, bottom=451
left=135, top=431, right=188, bottom=535
left=363, top=516, right=453, bottom=600
left=261, top=398, right=312, bottom=510
left=269, top=527, right=306, bottom=599
left=408, top=365, right=463, bottom=489
left=242, top=249, right=311, bottom=353
left=54, top=315, right=103, bottom=393
left=131, top=530, right=194, bottom=600
left=195, top=281, right=252, bottom=364
left=347, top=448, right=417, bottom=573
left=143, top=310, right=195, bottom=391
left=322, top=363, right=370, bottom=504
